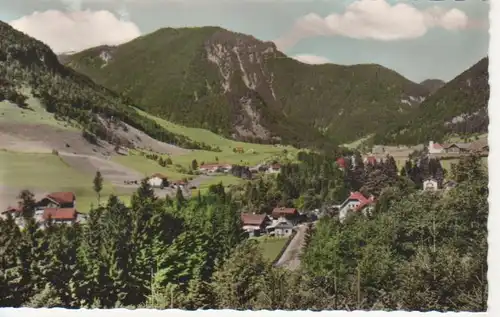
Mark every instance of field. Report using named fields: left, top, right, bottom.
left=137, top=108, right=298, bottom=166
left=0, top=90, right=79, bottom=130
left=0, top=150, right=130, bottom=212
left=255, top=236, right=289, bottom=262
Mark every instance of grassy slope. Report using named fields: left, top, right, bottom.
left=0, top=151, right=130, bottom=212
left=64, top=27, right=429, bottom=146
left=254, top=236, right=289, bottom=262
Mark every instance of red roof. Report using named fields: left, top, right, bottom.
left=43, top=208, right=77, bottom=221
left=347, top=192, right=372, bottom=204
left=47, top=192, right=75, bottom=204
left=336, top=157, right=346, bottom=168
left=432, top=143, right=443, bottom=149
left=355, top=199, right=376, bottom=212
left=240, top=213, right=267, bottom=226
left=271, top=207, right=298, bottom=218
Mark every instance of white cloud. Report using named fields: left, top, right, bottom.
left=293, top=54, right=331, bottom=65
left=274, top=0, right=469, bottom=51
left=9, top=10, right=141, bottom=53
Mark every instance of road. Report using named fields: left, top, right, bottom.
left=274, top=223, right=308, bottom=270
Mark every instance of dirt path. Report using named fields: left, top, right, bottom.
left=274, top=223, right=309, bottom=270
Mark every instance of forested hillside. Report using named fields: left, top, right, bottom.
left=64, top=27, right=430, bottom=147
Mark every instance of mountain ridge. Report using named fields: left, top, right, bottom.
left=374, top=57, right=489, bottom=145
left=63, top=26, right=431, bottom=147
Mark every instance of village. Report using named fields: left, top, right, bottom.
left=1, top=138, right=488, bottom=236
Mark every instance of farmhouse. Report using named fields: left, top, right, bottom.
left=271, top=207, right=300, bottom=224
left=266, top=217, right=294, bottom=237
left=428, top=141, right=444, bottom=154
left=240, top=213, right=271, bottom=237
left=337, top=192, right=375, bottom=222
left=148, top=173, right=168, bottom=188
left=444, top=143, right=470, bottom=154
left=37, top=208, right=85, bottom=225
left=37, top=192, right=76, bottom=210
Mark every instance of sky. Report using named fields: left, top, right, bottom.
left=0, top=0, right=490, bottom=83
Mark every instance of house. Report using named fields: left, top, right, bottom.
left=266, top=217, right=294, bottom=237
left=148, top=173, right=168, bottom=188
left=240, top=213, right=271, bottom=236
left=36, top=208, right=85, bottom=225
left=267, top=163, right=281, bottom=174
left=337, top=192, right=375, bottom=222
left=37, top=192, right=76, bottom=210
left=428, top=141, right=444, bottom=154
left=271, top=207, right=300, bottom=224
left=444, top=143, right=470, bottom=154
left=423, top=178, right=440, bottom=191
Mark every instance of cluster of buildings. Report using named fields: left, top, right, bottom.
left=147, top=173, right=191, bottom=190
left=428, top=140, right=488, bottom=155
left=1, top=192, right=86, bottom=228
left=240, top=207, right=301, bottom=238
left=198, top=162, right=281, bottom=175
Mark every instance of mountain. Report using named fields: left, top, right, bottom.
left=374, top=57, right=489, bottom=145
left=420, top=79, right=446, bottom=95
left=63, top=27, right=430, bottom=146
left=0, top=21, right=218, bottom=153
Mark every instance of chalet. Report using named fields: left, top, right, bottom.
left=444, top=143, right=470, bottom=154
left=423, top=178, right=440, bottom=191
left=240, top=213, right=271, bottom=236
left=337, top=192, right=375, bottom=222
left=148, top=173, right=168, bottom=188
left=266, top=217, right=294, bottom=237
left=267, top=163, right=281, bottom=174
left=271, top=207, right=300, bottom=224
left=37, top=192, right=76, bottom=210
left=36, top=208, right=86, bottom=225
left=428, top=141, right=444, bottom=154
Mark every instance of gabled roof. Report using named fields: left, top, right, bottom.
left=346, top=192, right=371, bottom=204
left=431, top=143, right=443, bottom=149
left=240, top=213, right=267, bottom=226
left=46, top=192, right=75, bottom=204
left=43, top=208, right=77, bottom=221
left=271, top=207, right=298, bottom=217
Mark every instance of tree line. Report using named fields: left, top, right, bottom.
left=0, top=152, right=487, bottom=311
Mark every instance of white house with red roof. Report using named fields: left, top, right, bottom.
left=337, top=192, right=376, bottom=222
left=428, top=141, right=444, bottom=154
